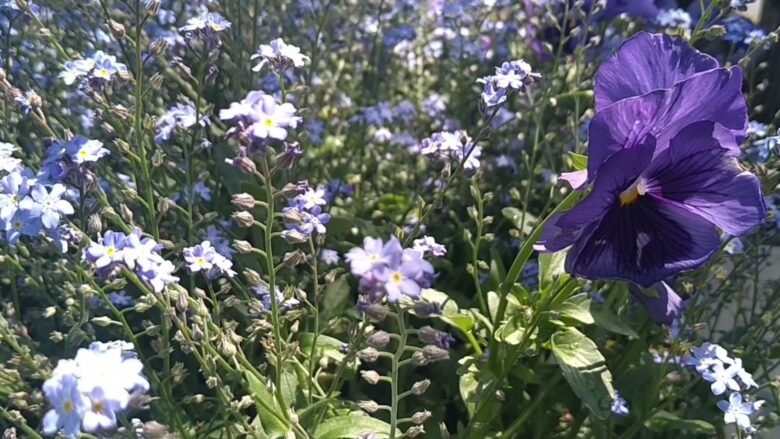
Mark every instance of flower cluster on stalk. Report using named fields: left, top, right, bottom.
left=346, top=236, right=435, bottom=304
left=83, top=228, right=179, bottom=293
left=183, top=240, right=235, bottom=279
left=59, top=51, right=127, bottom=87
left=41, top=341, right=149, bottom=438
left=683, top=343, right=761, bottom=432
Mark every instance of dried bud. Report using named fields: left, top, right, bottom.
left=411, top=410, right=431, bottom=425
left=231, top=193, right=257, bottom=210
left=108, top=19, right=125, bottom=38
left=243, top=269, right=262, bottom=285
left=360, top=370, right=381, bottom=385
left=145, top=0, right=161, bottom=17
left=357, top=347, right=379, bottom=362
left=148, top=73, right=164, bottom=90
left=368, top=330, right=390, bottom=349
left=406, top=426, right=425, bottom=437
left=422, top=345, right=450, bottom=362
left=283, top=250, right=307, bottom=267
left=411, top=379, right=431, bottom=395
left=149, top=39, right=168, bottom=57
left=233, top=240, right=254, bottom=254
left=232, top=211, right=255, bottom=228
left=358, top=400, right=380, bottom=414
left=87, top=214, right=102, bottom=235
left=119, top=204, right=134, bottom=223
left=280, top=229, right=308, bottom=244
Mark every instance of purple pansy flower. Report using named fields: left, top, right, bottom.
left=537, top=33, right=765, bottom=322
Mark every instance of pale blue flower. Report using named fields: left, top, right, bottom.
left=718, top=392, right=754, bottom=430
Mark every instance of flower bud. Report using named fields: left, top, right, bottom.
left=411, top=351, right=428, bottom=367
left=360, top=370, right=381, bottom=385
left=280, top=229, right=308, bottom=244
left=232, top=211, right=255, bottom=228
left=243, top=269, right=263, bottom=285
left=149, top=39, right=168, bottom=57
left=145, top=0, right=161, bottom=16
left=406, top=426, right=425, bottom=437
left=368, top=330, right=390, bottom=349
left=411, top=410, right=431, bottom=425
left=358, top=400, right=380, bottom=414
left=233, top=240, right=253, bottom=254
left=357, top=347, right=379, bottom=362
left=108, top=19, right=126, bottom=38
left=87, top=214, right=102, bottom=235
left=231, top=193, right=257, bottom=210
left=422, top=345, right=449, bottom=362
left=283, top=250, right=307, bottom=267
left=411, top=379, right=431, bottom=395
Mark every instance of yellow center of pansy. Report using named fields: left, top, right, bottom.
left=619, top=179, right=646, bottom=206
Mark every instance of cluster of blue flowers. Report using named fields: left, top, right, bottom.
left=419, top=130, right=481, bottom=173
left=251, top=283, right=300, bottom=313
left=219, top=91, right=301, bottom=154
left=83, top=229, right=179, bottom=293
left=477, top=59, right=539, bottom=108
left=281, top=184, right=332, bottom=241
left=346, top=236, right=435, bottom=304
left=42, top=341, right=149, bottom=438
left=59, top=51, right=127, bottom=88
left=183, top=240, right=235, bottom=279
left=252, top=38, right=309, bottom=73
left=683, top=343, right=760, bottom=432
left=155, top=102, right=211, bottom=144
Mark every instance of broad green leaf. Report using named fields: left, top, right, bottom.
left=417, top=288, right=459, bottom=316
left=590, top=303, right=639, bottom=338
left=314, top=414, right=392, bottom=438
left=568, top=152, right=588, bottom=171
left=299, top=333, right=347, bottom=363
left=459, top=370, right=479, bottom=416
left=551, top=327, right=615, bottom=420
left=245, top=372, right=289, bottom=437
left=501, top=207, right=537, bottom=235
left=539, top=251, right=568, bottom=289
left=444, top=313, right=475, bottom=333
left=320, top=275, right=351, bottom=324
left=646, top=411, right=716, bottom=435
left=496, top=315, right=527, bottom=345
left=558, top=293, right=594, bottom=325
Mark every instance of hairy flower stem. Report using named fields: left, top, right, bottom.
left=260, top=155, right=290, bottom=421
left=468, top=179, right=489, bottom=320
left=389, top=307, right=408, bottom=439
left=307, top=236, right=321, bottom=405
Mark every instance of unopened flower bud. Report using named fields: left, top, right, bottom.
left=360, top=370, right=381, bottom=385
left=232, top=211, right=255, bottom=228
left=357, top=347, right=379, bottom=362
left=422, top=345, right=449, bottom=362
left=231, top=193, right=257, bottom=210
left=406, top=426, right=425, bottom=437
left=87, top=214, right=102, bottom=234
left=359, top=400, right=380, bottom=414
left=280, top=229, right=308, bottom=244
left=411, top=410, right=431, bottom=425
left=145, top=0, right=161, bottom=16
left=368, top=331, right=390, bottom=349
left=411, top=351, right=428, bottom=366
left=149, top=39, right=168, bottom=57
left=243, top=269, right=262, bottom=285
left=233, top=240, right=253, bottom=254
left=283, top=250, right=307, bottom=267
left=108, top=19, right=126, bottom=38
left=412, top=379, right=431, bottom=395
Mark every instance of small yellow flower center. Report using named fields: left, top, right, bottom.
left=78, top=149, right=88, bottom=156
left=13, top=221, right=22, bottom=230
left=391, top=272, right=402, bottom=283
left=197, top=257, right=206, bottom=265
left=62, top=400, right=73, bottom=413
left=369, top=254, right=379, bottom=262
left=263, top=117, right=275, bottom=128
left=619, top=180, right=645, bottom=206
left=106, top=247, right=115, bottom=256
left=99, top=68, right=108, bottom=76
left=211, top=24, right=221, bottom=31
left=92, top=400, right=104, bottom=412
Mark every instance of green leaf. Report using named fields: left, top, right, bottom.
left=568, top=152, right=588, bottom=171
left=590, top=303, right=639, bottom=338
left=299, top=333, right=348, bottom=364
left=551, top=327, right=615, bottom=420
left=320, top=275, right=351, bottom=324
left=539, top=251, right=568, bottom=289
left=496, top=315, right=528, bottom=345
left=501, top=207, right=537, bottom=235
left=558, top=293, right=594, bottom=325
left=245, top=372, right=289, bottom=437
left=314, top=414, right=393, bottom=438
left=646, top=411, right=716, bottom=435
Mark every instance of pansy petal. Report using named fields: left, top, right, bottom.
left=630, top=281, right=683, bottom=324
left=536, top=135, right=655, bottom=253
left=587, top=67, right=747, bottom=185
left=644, top=121, right=766, bottom=236
left=595, top=32, right=718, bottom=111
left=566, top=196, right=720, bottom=287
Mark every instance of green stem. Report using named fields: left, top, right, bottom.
left=389, top=306, right=408, bottom=439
